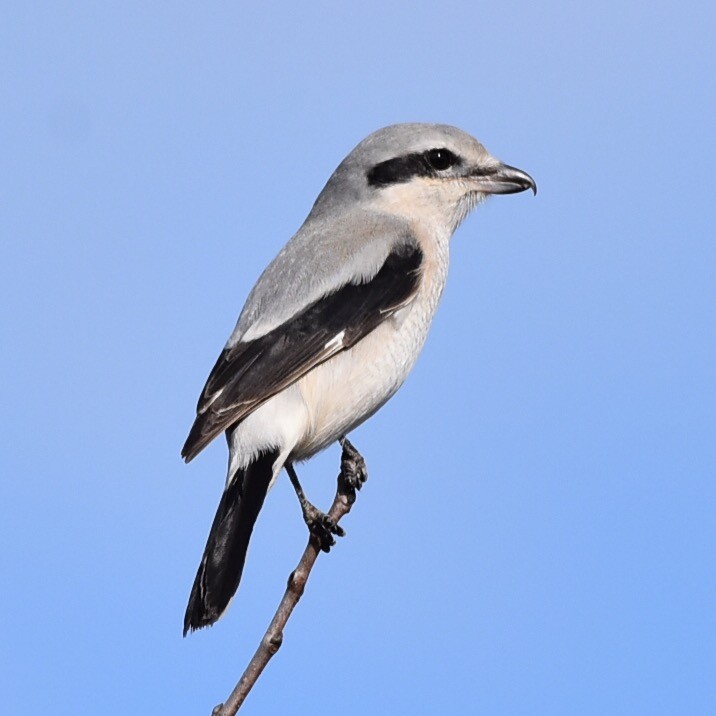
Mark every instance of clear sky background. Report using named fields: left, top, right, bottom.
left=2, top=2, right=715, bottom=714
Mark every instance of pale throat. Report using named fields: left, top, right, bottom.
left=372, top=181, right=470, bottom=243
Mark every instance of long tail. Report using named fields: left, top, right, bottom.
left=183, top=447, right=279, bottom=635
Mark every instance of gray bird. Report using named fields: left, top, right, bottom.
left=182, top=123, right=536, bottom=634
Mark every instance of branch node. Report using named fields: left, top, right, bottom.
left=266, top=632, right=283, bottom=654
left=287, top=568, right=307, bottom=597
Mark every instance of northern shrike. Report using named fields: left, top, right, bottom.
left=182, top=123, right=535, bottom=634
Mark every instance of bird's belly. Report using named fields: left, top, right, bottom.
left=292, top=287, right=441, bottom=459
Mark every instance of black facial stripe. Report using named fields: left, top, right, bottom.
left=367, top=149, right=462, bottom=187
left=367, top=153, right=432, bottom=187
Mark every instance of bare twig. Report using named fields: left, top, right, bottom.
left=211, top=438, right=366, bottom=715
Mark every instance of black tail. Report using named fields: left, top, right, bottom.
left=183, top=448, right=279, bottom=635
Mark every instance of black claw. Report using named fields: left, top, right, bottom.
left=302, top=503, right=344, bottom=552
left=339, top=436, right=368, bottom=491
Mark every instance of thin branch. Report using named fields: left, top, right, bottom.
left=211, top=439, right=365, bottom=715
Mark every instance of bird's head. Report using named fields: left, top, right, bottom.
left=310, top=123, right=536, bottom=235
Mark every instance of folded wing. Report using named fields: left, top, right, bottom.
left=181, top=242, right=423, bottom=462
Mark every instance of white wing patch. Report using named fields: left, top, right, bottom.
left=324, top=330, right=346, bottom=351
left=201, top=386, right=226, bottom=412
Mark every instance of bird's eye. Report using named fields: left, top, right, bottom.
left=425, top=148, right=459, bottom=171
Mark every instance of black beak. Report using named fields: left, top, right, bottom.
left=470, top=162, right=537, bottom=196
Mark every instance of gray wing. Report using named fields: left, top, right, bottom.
left=230, top=210, right=412, bottom=343
left=181, top=240, right=423, bottom=462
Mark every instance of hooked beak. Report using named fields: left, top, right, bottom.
left=469, top=162, right=537, bottom=196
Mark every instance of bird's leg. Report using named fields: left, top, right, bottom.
left=285, top=462, right=344, bottom=552
left=338, top=436, right=368, bottom=502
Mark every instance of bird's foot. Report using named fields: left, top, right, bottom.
left=338, top=437, right=368, bottom=502
left=302, top=500, right=345, bottom=553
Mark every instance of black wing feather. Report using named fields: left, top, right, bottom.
left=182, top=242, right=423, bottom=461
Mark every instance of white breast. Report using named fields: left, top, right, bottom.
left=292, top=228, right=450, bottom=459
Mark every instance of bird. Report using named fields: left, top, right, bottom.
left=181, top=123, right=536, bottom=635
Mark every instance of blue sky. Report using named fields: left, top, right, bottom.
left=2, top=2, right=715, bottom=714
